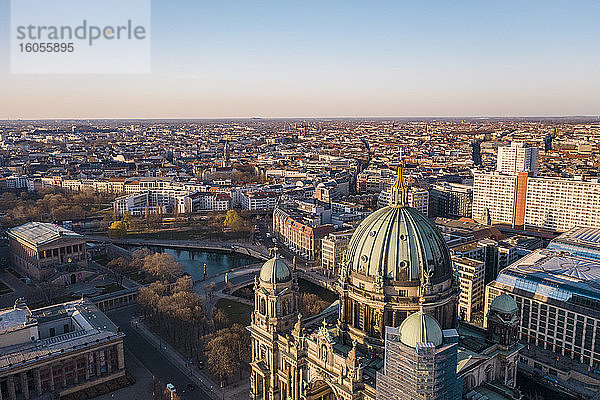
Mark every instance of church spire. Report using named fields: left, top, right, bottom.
left=390, top=158, right=409, bottom=207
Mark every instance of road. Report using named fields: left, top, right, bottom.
left=106, top=306, right=212, bottom=400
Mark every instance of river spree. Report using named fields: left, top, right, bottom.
left=127, top=245, right=260, bottom=281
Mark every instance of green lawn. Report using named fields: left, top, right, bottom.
left=215, top=298, right=252, bottom=327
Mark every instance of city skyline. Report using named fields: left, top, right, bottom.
left=1, top=0, right=599, bottom=119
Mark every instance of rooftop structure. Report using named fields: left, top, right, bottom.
left=7, top=222, right=83, bottom=248
left=493, top=249, right=600, bottom=306
left=0, top=299, right=125, bottom=399
left=547, top=226, right=600, bottom=261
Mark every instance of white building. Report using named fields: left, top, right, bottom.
left=473, top=171, right=600, bottom=232
left=524, top=176, right=600, bottom=232
left=496, top=142, right=538, bottom=176
left=175, top=192, right=231, bottom=213
left=320, top=230, right=353, bottom=277
left=377, top=187, right=429, bottom=216
left=472, top=172, right=518, bottom=225
left=454, top=256, right=485, bottom=323
left=240, top=191, right=279, bottom=211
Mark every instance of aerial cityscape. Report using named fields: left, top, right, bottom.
left=1, top=118, right=600, bottom=400
left=1, top=1, right=600, bottom=400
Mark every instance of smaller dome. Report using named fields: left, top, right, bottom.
left=399, top=311, right=443, bottom=348
left=259, top=256, right=292, bottom=284
left=490, top=294, right=518, bottom=314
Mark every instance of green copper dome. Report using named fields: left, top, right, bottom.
left=345, top=205, right=452, bottom=283
left=399, top=310, right=443, bottom=348
left=260, top=256, right=292, bottom=284
left=489, top=294, right=518, bottom=314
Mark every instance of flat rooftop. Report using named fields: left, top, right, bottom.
left=548, top=227, right=600, bottom=252
left=0, top=300, right=123, bottom=372
left=0, top=308, right=32, bottom=333
left=495, top=249, right=600, bottom=303
left=7, top=222, right=83, bottom=248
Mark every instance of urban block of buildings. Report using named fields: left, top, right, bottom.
left=250, top=169, right=522, bottom=400
left=0, top=299, right=125, bottom=400
left=486, top=228, right=600, bottom=397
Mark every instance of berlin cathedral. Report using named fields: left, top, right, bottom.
left=249, top=168, right=523, bottom=400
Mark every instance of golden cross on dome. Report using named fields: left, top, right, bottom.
left=390, top=149, right=409, bottom=207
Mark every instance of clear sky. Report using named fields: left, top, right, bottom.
left=0, top=0, right=599, bottom=119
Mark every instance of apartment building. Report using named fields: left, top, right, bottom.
left=429, top=182, right=473, bottom=219
left=496, top=142, right=538, bottom=175
left=377, top=187, right=429, bottom=215
left=472, top=172, right=518, bottom=226
left=240, top=191, right=279, bottom=211
left=175, top=192, right=231, bottom=213
left=356, top=168, right=395, bottom=193
left=473, top=171, right=600, bottom=231
left=452, top=239, right=519, bottom=284
left=454, top=256, right=485, bottom=323
left=320, top=230, right=353, bottom=277
left=272, top=205, right=334, bottom=262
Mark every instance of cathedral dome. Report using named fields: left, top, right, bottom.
left=259, top=255, right=292, bottom=284
left=489, top=294, right=518, bottom=314
left=345, top=205, right=452, bottom=284
left=399, top=310, right=443, bottom=348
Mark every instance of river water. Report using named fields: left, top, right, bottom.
left=125, top=245, right=260, bottom=281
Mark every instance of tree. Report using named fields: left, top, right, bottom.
left=107, top=256, right=131, bottom=274
left=299, top=293, right=329, bottom=317
left=230, top=323, right=251, bottom=379
left=223, top=210, right=244, bottom=232
left=205, top=331, right=237, bottom=384
left=108, top=220, right=127, bottom=238
left=122, top=211, right=133, bottom=229
left=142, top=253, right=184, bottom=282
left=213, top=308, right=229, bottom=329
left=173, top=276, right=193, bottom=293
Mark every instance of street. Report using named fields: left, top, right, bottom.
left=105, top=306, right=213, bottom=400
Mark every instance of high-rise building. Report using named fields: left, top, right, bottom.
left=524, top=176, right=600, bottom=231
left=454, top=257, right=485, bottom=323
left=496, top=142, right=538, bottom=176
left=376, top=310, right=461, bottom=400
left=472, top=172, right=518, bottom=226
left=473, top=171, right=600, bottom=231
left=471, top=139, right=483, bottom=166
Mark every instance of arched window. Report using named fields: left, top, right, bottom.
left=260, top=298, right=266, bottom=315
left=282, top=298, right=289, bottom=315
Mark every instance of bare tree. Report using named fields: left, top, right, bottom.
left=142, top=253, right=184, bottom=282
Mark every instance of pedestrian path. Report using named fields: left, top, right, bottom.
left=131, top=318, right=249, bottom=399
